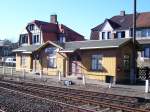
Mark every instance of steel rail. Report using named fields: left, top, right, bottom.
left=0, top=79, right=139, bottom=102
left=0, top=80, right=149, bottom=112
left=0, top=86, right=95, bottom=112
left=0, top=80, right=138, bottom=107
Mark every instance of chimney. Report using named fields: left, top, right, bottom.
left=50, top=14, right=58, bottom=24
left=120, top=11, right=125, bottom=16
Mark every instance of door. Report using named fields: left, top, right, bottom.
left=69, top=54, right=82, bottom=76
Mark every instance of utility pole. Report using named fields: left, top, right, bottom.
left=131, top=0, right=137, bottom=84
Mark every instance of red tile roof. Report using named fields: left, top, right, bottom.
left=28, top=20, right=84, bottom=42
left=137, top=12, right=150, bottom=28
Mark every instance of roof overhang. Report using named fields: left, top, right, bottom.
left=12, top=49, right=26, bottom=52
left=79, top=46, right=118, bottom=50
left=35, top=41, right=63, bottom=52
left=22, top=52, right=32, bottom=54
left=59, top=50, right=74, bottom=53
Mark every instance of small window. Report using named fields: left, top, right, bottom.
left=144, top=48, right=150, bottom=58
left=48, top=57, right=56, bottom=68
left=37, top=35, right=39, bottom=42
left=136, top=30, right=142, bottom=37
left=32, top=35, right=39, bottom=44
left=107, top=32, right=111, bottom=39
left=20, top=55, right=26, bottom=66
left=33, top=35, right=36, bottom=43
left=20, top=34, right=28, bottom=44
left=147, top=29, right=150, bottom=37
left=116, top=31, right=125, bottom=38
left=102, top=32, right=105, bottom=40
left=141, top=29, right=147, bottom=37
left=29, top=24, right=34, bottom=31
left=60, top=36, right=66, bottom=43
left=123, top=55, right=130, bottom=71
left=91, top=55, right=102, bottom=71
left=45, top=47, right=57, bottom=68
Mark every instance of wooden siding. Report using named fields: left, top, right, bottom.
left=116, top=42, right=134, bottom=83
left=41, top=52, right=66, bottom=76
left=16, top=53, right=32, bottom=71
left=74, top=49, right=117, bottom=81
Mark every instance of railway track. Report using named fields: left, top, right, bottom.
left=0, top=79, right=149, bottom=112
left=0, top=80, right=139, bottom=107
left=0, top=87, right=95, bottom=112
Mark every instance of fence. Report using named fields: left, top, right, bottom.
left=0, top=66, right=111, bottom=85
left=137, top=67, right=150, bottom=81
left=0, top=66, right=61, bottom=82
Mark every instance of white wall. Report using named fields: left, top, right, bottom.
left=99, top=21, right=113, bottom=40
left=28, top=24, right=43, bottom=44
left=125, top=30, right=131, bottom=38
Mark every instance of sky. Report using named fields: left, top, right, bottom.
left=0, top=0, right=149, bottom=42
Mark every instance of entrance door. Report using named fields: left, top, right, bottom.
left=69, top=54, right=82, bottom=77
left=71, top=61, right=81, bottom=76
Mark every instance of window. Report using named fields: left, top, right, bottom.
left=102, top=32, right=105, bottom=40
left=32, top=35, right=39, bottom=44
left=123, top=55, right=130, bottom=71
left=45, top=47, right=57, bottom=68
left=91, top=55, right=102, bottom=71
left=137, top=29, right=150, bottom=38
left=144, top=48, right=150, bottom=58
left=20, top=55, right=26, bottom=66
left=20, top=34, right=28, bottom=44
left=107, top=32, right=111, bottom=39
left=59, top=36, right=66, bottom=43
left=141, top=47, right=150, bottom=58
left=116, top=31, right=125, bottom=38
left=29, top=24, right=34, bottom=31
left=141, top=29, right=147, bottom=37
left=136, top=30, right=142, bottom=37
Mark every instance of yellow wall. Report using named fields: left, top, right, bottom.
left=15, top=41, right=134, bottom=83
left=41, top=52, right=66, bottom=76
left=77, top=49, right=117, bottom=81
left=16, top=53, right=32, bottom=71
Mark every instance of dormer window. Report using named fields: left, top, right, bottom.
left=116, top=31, right=125, bottom=38
left=32, top=35, right=39, bottom=44
left=20, top=34, right=28, bottom=44
left=28, top=24, right=34, bottom=31
left=102, top=32, right=105, bottom=40
left=107, top=32, right=111, bottom=39
left=59, top=36, right=66, bottom=43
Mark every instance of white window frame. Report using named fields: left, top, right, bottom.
left=60, top=36, right=66, bottom=43
left=91, top=54, right=103, bottom=71
left=102, top=32, right=105, bottom=40
left=32, top=35, right=39, bottom=44
left=45, top=47, right=57, bottom=68
left=20, top=55, right=26, bottom=66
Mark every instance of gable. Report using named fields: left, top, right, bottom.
left=35, top=41, right=62, bottom=53
left=101, top=21, right=113, bottom=31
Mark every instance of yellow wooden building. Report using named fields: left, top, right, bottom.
left=13, top=38, right=138, bottom=83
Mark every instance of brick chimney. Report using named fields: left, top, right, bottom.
left=50, top=14, right=58, bottom=24
left=120, top=11, right=125, bottom=16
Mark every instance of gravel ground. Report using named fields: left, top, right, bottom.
left=0, top=88, right=64, bottom=112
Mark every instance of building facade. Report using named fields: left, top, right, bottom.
left=19, top=15, right=84, bottom=46
left=90, top=11, right=150, bottom=67
left=14, top=38, right=137, bottom=83
left=15, top=15, right=84, bottom=71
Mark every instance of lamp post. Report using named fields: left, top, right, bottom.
left=131, top=0, right=137, bottom=84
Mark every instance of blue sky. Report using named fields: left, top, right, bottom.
left=0, top=0, right=149, bottom=42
